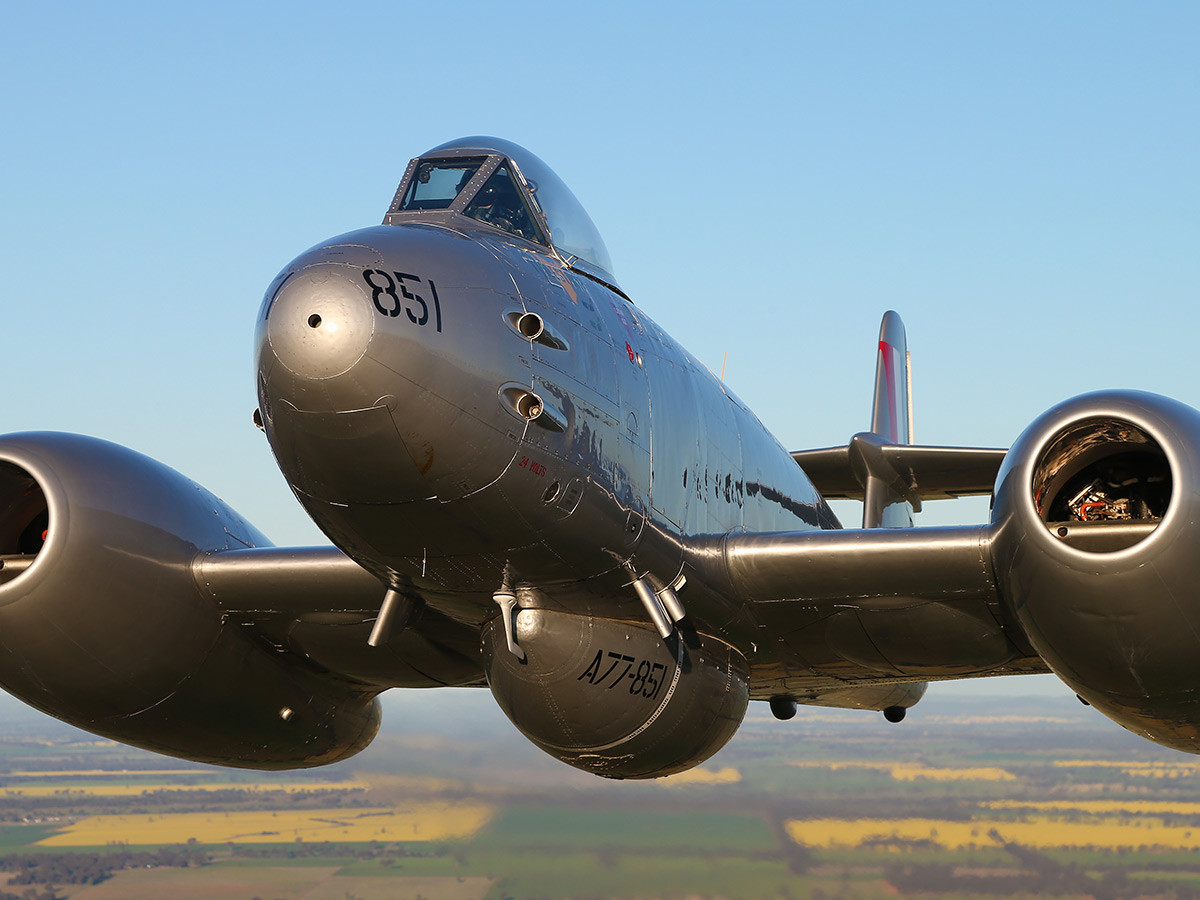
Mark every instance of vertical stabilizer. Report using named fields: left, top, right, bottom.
left=861, top=311, right=915, bottom=528
left=871, top=311, right=911, bottom=446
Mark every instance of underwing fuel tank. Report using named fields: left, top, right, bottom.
left=482, top=608, right=750, bottom=779
left=0, top=432, right=380, bottom=768
left=990, top=391, right=1200, bottom=753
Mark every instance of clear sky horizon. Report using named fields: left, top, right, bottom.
left=4, top=2, right=1198, bottom=703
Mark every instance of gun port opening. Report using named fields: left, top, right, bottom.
left=516, top=312, right=544, bottom=339
left=0, top=463, right=49, bottom=585
left=1033, top=418, right=1170, bottom=552
left=516, top=393, right=543, bottom=420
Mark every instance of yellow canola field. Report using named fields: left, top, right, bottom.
left=891, top=765, right=1014, bottom=782
left=790, top=762, right=1014, bottom=782
left=37, top=802, right=493, bottom=847
left=1, top=781, right=364, bottom=798
left=1055, top=760, right=1200, bottom=778
left=787, top=817, right=1200, bottom=851
left=985, top=799, right=1200, bottom=815
left=658, top=767, right=742, bottom=786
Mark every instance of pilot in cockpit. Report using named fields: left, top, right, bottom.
left=388, top=139, right=616, bottom=286
left=465, top=166, right=540, bottom=241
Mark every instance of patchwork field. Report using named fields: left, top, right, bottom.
left=36, top=802, right=493, bottom=846
left=65, top=866, right=493, bottom=900
left=4, top=692, right=1200, bottom=899
left=65, top=865, right=345, bottom=900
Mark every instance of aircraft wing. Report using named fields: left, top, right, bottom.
left=713, top=524, right=1049, bottom=684
left=790, top=441, right=1009, bottom=501
left=195, top=546, right=488, bottom=689
left=195, top=546, right=385, bottom=613
left=721, top=524, right=995, bottom=604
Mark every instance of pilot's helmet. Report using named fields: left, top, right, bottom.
left=479, top=176, right=518, bottom=208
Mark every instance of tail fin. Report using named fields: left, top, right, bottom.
left=862, top=311, right=915, bottom=528
left=791, top=311, right=1006, bottom=520
left=870, top=310, right=912, bottom=446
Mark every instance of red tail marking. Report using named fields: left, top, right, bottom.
left=878, top=339, right=900, bottom=442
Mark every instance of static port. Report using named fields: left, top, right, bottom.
left=307, top=314, right=322, bottom=328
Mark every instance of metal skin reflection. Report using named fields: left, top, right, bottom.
left=0, top=137, right=1199, bottom=777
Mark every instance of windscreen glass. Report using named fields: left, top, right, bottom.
left=425, top=138, right=617, bottom=284
left=464, top=165, right=545, bottom=243
left=400, top=158, right=485, bottom=210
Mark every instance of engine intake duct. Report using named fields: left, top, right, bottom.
left=991, top=391, right=1200, bottom=754
left=0, top=432, right=380, bottom=769
left=0, top=462, right=48, bottom=587
left=1033, top=415, right=1170, bottom=552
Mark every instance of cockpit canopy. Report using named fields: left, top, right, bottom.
left=384, top=137, right=616, bottom=288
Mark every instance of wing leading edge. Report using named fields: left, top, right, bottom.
left=711, top=524, right=1047, bottom=685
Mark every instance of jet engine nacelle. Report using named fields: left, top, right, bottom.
left=482, top=608, right=749, bottom=779
left=0, top=433, right=379, bottom=768
left=991, top=391, right=1200, bottom=752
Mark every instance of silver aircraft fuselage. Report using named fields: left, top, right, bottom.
left=256, top=215, right=840, bottom=690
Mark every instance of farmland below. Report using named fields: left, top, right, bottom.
left=3, top=686, right=1200, bottom=899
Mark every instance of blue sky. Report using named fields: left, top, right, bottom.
left=4, top=2, right=1198, bottom=700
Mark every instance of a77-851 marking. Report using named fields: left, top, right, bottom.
left=577, top=649, right=668, bottom=700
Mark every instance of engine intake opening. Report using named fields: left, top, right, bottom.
left=1033, top=417, right=1170, bottom=552
left=0, top=462, right=49, bottom=585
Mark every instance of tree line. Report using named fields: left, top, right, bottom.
left=0, top=841, right=210, bottom=887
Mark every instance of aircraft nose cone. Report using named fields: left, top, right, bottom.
left=266, top=266, right=374, bottom=379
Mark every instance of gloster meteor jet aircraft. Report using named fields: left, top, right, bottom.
left=0, top=137, right=1196, bottom=778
